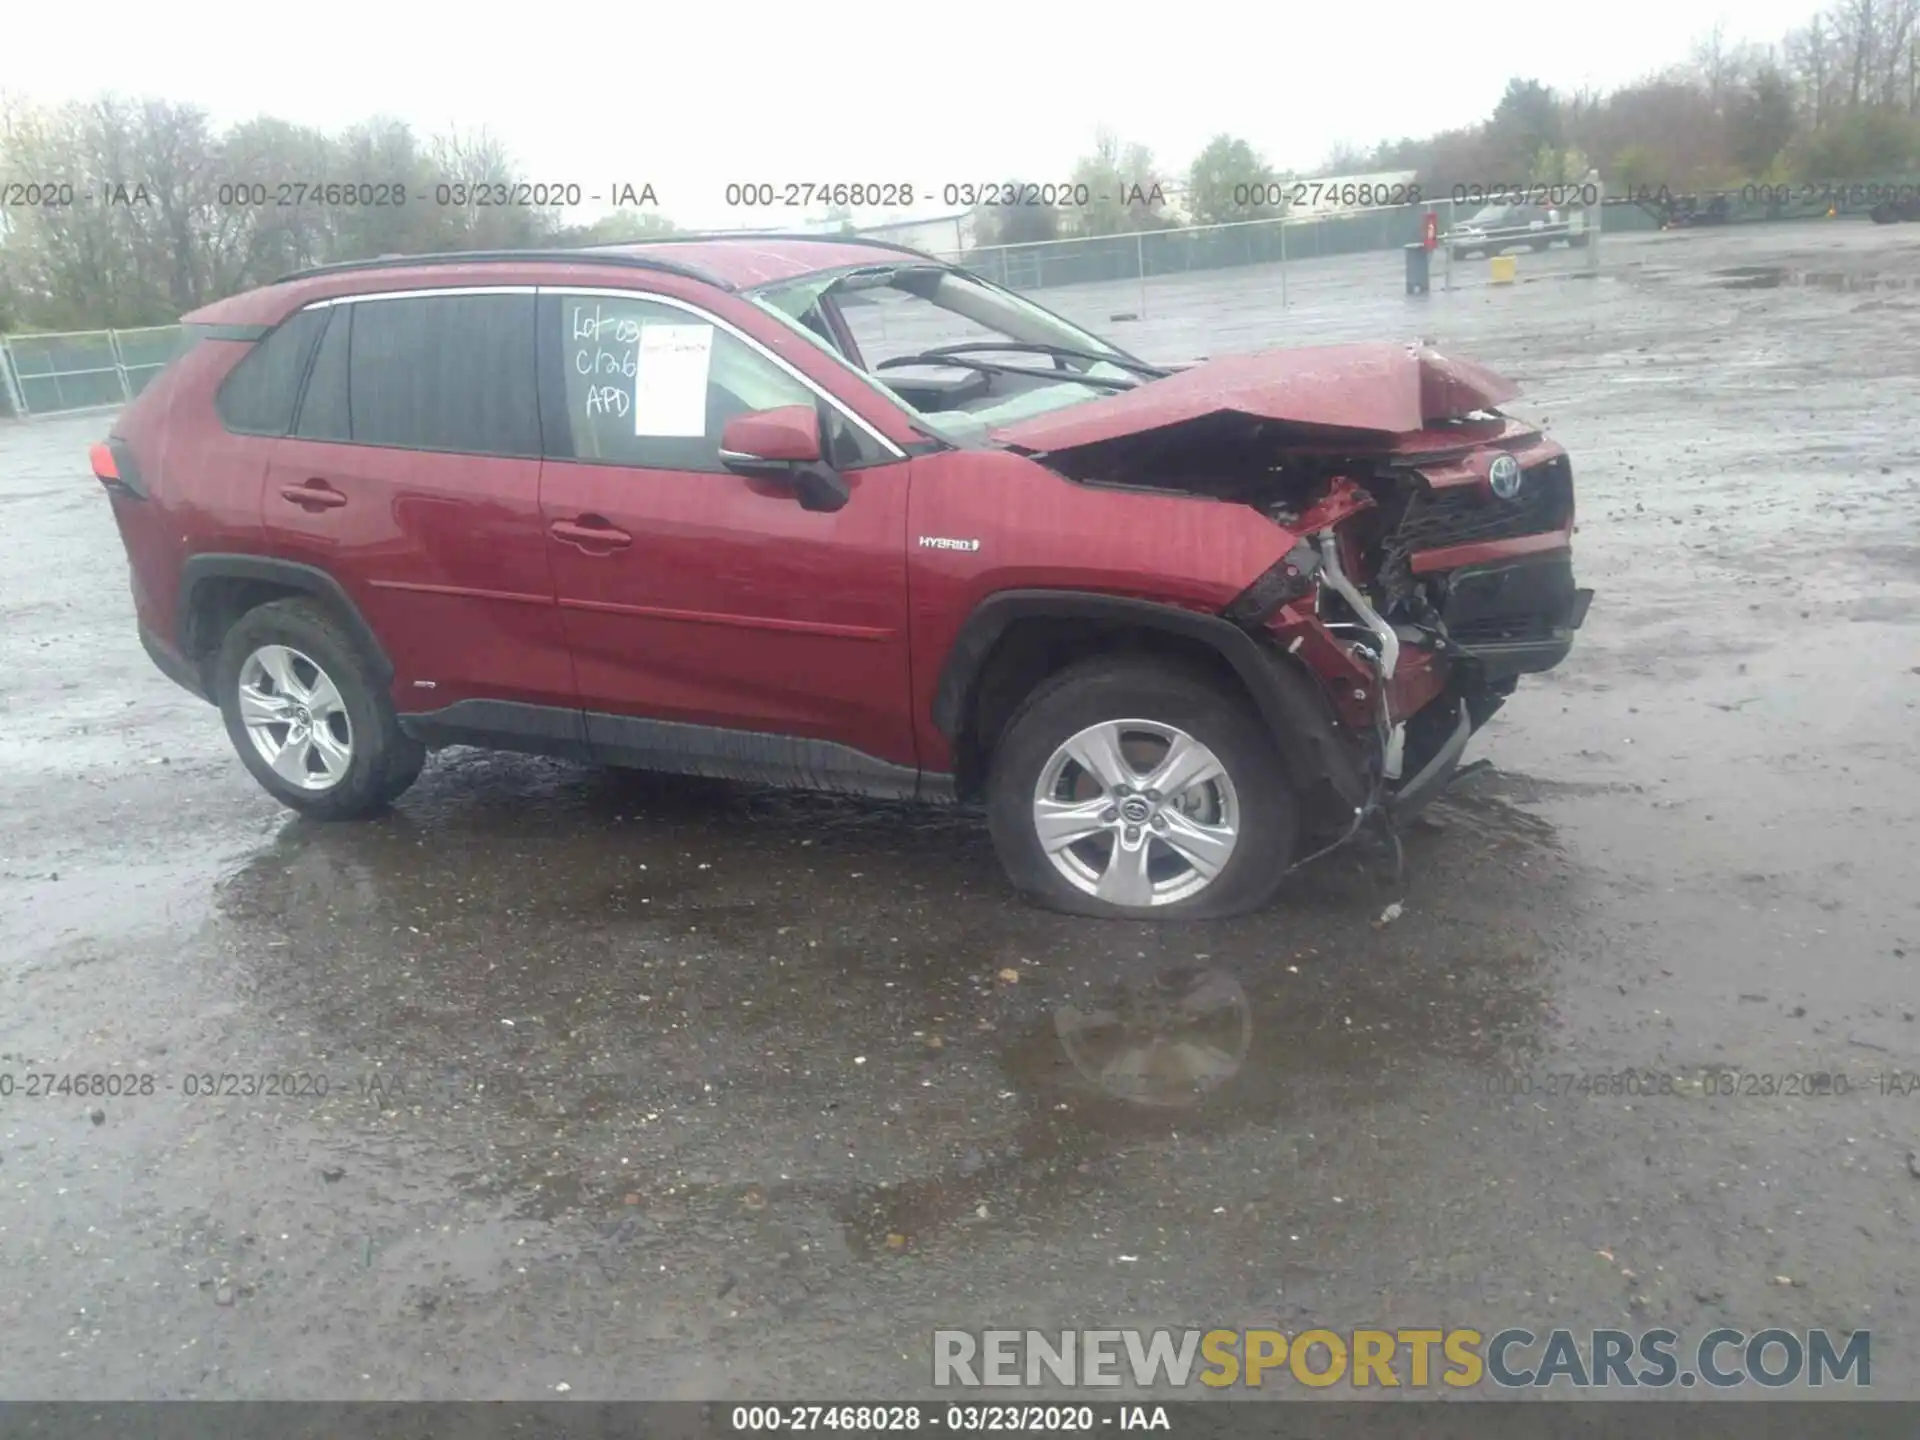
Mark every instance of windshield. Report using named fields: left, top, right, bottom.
left=749, top=265, right=1159, bottom=446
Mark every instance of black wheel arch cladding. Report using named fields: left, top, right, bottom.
left=936, top=590, right=1369, bottom=822
left=180, top=553, right=394, bottom=683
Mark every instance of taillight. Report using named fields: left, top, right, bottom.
left=89, top=438, right=146, bottom=498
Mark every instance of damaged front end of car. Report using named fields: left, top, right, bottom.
left=1237, top=437, right=1592, bottom=837
left=1000, top=343, right=1595, bottom=858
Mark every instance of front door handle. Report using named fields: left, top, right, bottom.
left=550, top=516, right=633, bottom=553
left=279, top=480, right=348, bottom=511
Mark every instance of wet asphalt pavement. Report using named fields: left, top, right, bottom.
left=2, top=223, right=1919, bottom=1400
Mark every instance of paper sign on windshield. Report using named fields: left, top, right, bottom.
left=634, top=324, right=714, bottom=437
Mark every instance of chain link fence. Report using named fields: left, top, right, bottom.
left=0, top=325, right=185, bottom=419
left=937, top=194, right=1605, bottom=316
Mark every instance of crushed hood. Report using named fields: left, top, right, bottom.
left=991, top=341, right=1521, bottom=452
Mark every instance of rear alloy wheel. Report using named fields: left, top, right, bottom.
left=237, top=644, right=354, bottom=791
left=214, top=597, right=424, bottom=820
left=987, top=659, right=1297, bottom=919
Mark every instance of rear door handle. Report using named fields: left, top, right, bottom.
left=550, top=517, right=633, bottom=552
left=279, top=480, right=348, bottom=511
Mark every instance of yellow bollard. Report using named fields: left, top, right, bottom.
left=1490, top=254, right=1517, bottom=284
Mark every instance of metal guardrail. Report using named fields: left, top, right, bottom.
left=0, top=325, right=185, bottom=418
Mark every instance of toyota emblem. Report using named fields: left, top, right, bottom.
left=1489, top=454, right=1524, bottom=500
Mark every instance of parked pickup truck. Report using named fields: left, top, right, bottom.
left=1444, top=204, right=1590, bottom=261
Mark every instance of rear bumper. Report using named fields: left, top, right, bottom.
left=1440, top=552, right=1593, bottom=681
left=140, top=623, right=211, bottom=703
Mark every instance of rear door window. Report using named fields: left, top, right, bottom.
left=314, top=292, right=541, bottom=457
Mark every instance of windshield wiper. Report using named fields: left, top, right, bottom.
left=917, top=341, right=1172, bottom=380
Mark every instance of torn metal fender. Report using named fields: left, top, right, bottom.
left=991, top=342, right=1521, bottom=453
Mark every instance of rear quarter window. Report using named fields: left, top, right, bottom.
left=214, top=307, right=330, bottom=435
left=294, top=307, right=352, bottom=441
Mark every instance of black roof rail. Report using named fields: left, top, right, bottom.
left=589, top=231, right=947, bottom=263
left=273, top=248, right=735, bottom=289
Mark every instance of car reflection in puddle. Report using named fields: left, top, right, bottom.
left=842, top=965, right=1263, bottom=1257
left=1052, top=965, right=1251, bottom=1110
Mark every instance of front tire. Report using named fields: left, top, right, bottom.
left=986, top=659, right=1297, bottom=920
left=213, top=597, right=424, bottom=819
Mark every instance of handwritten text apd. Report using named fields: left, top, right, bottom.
left=572, top=302, right=643, bottom=420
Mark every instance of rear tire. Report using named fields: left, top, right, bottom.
left=213, top=597, right=424, bottom=820
left=985, top=658, right=1297, bottom=920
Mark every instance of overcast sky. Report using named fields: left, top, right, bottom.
left=10, top=0, right=1818, bottom=229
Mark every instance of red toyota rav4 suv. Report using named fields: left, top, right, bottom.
left=96, top=235, right=1590, bottom=920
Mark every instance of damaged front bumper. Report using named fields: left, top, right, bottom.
left=1230, top=504, right=1593, bottom=843
left=1379, top=548, right=1593, bottom=819
left=1439, top=550, right=1594, bottom=682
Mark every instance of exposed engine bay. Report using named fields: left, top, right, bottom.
left=1037, top=407, right=1577, bottom=650
left=1032, top=405, right=1593, bottom=856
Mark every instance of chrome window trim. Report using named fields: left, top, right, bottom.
left=540, top=284, right=906, bottom=459
left=301, top=285, right=539, bottom=307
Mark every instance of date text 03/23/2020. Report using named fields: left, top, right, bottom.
left=725, top=1405, right=1169, bottom=1433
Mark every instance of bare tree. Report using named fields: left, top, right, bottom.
left=1836, top=0, right=1879, bottom=105
left=1879, top=0, right=1920, bottom=103
left=1693, top=23, right=1737, bottom=108
left=1068, top=127, right=1172, bottom=235
left=1787, top=16, right=1835, bottom=125
left=0, top=95, right=688, bottom=331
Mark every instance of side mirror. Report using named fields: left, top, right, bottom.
left=718, top=405, right=850, bottom=514
left=719, top=404, right=822, bottom=467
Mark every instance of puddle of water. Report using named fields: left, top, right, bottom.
left=1712, top=267, right=1919, bottom=291
left=190, top=767, right=1574, bottom=1260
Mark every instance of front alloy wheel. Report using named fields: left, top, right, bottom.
left=1034, top=720, right=1239, bottom=908
left=985, top=658, right=1298, bottom=920
left=237, top=644, right=354, bottom=791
